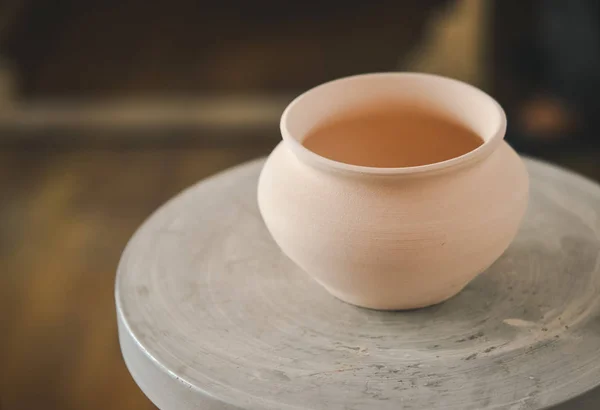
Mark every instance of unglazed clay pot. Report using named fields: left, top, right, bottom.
left=257, top=73, right=529, bottom=310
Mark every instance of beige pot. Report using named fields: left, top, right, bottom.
left=258, top=73, right=529, bottom=310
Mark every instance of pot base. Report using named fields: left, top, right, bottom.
left=318, top=279, right=470, bottom=311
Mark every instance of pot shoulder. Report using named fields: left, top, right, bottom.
left=258, top=141, right=528, bottom=234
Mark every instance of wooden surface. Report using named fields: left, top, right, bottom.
left=117, top=158, right=600, bottom=410
left=0, top=144, right=273, bottom=410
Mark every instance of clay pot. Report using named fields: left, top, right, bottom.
left=258, top=73, right=529, bottom=310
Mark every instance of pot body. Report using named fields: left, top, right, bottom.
left=258, top=140, right=528, bottom=310
left=258, top=72, right=529, bottom=310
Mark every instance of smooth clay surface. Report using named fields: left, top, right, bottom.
left=117, top=158, right=600, bottom=410
left=259, top=73, right=529, bottom=310
left=258, top=141, right=528, bottom=309
left=301, top=104, right=484, bottom=167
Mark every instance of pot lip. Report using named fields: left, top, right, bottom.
left=280, top=72, right=507, bottom=177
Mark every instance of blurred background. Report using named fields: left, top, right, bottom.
left=1, top=1, right=600, bottom=409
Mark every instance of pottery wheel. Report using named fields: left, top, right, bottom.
left=116, top=158, right=600, bottom=410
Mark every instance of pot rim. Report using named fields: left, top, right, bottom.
left=280, top=72, right=507, bottom=176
